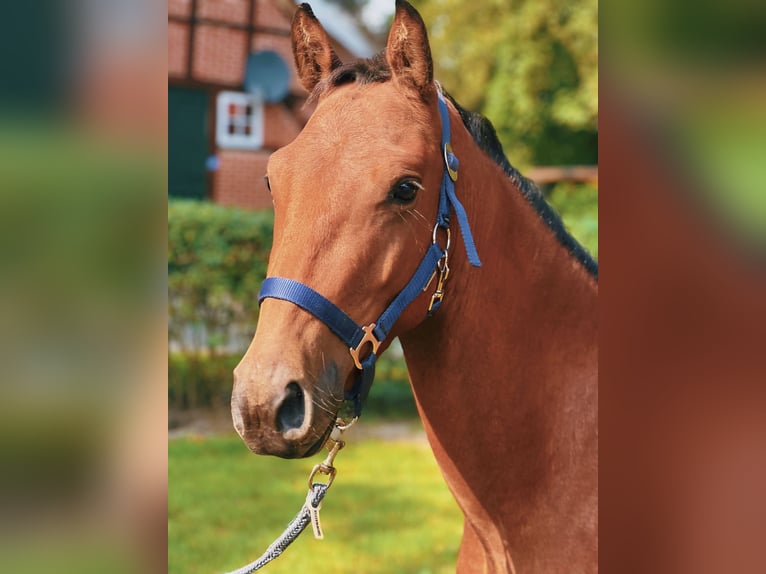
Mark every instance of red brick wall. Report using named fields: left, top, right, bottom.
left=212, top=150, right=273, bottom=210
left=253, top=0, right=291, bottom=28
left=168, top=22, right=189, bottom=78
left=168, top=0, right=356, bottom=210
left=169, top=0, right=192, bottom=19
left=169, top=0, right=294, bottom=89
left=197, top=0, right=250, bottom=25
left=192, top=25, right=248, bottom=86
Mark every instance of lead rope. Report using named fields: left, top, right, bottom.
left=223, top=417, right=357, bottom=573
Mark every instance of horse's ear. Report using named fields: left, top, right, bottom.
left=291, top=3, right=342, bottom=93
left=385, top=0, right=434, bottom=96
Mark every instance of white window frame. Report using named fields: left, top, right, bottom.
left=215, top=91, right=264, bottom=150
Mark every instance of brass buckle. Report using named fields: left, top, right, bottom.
left=349, top=324, right=381, bottom=369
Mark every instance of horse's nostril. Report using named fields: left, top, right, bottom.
left=276, top=381, right=306, bottom=433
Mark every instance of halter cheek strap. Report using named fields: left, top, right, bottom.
left=258, top=91, right=481, bottom=416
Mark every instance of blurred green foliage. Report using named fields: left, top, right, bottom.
left=0, top=126, right=164, bottom=574
left=1, top=129, right=161, bottom=394
left=168, top=200, right=273, bottom=354
left=169, top=435, right=462, bottom=573
left=673, top=107, right=766, bottom=251
left=168, top=353, right=240, bottom=410
left=602, top=0, right=764, bottom=251
left=546, top=182, right=599, bottom=259
left=415, top=0, right=598, bottom=167
left=363, top=356, right=418, bottom=419
left=169, top=351, right=416, bottom=417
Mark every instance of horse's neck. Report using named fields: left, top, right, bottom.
left=400, top=142, right=598, bottom=572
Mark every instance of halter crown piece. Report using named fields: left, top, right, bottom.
left=258, top=91, right=481, bottom=416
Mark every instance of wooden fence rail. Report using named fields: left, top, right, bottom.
left=527, top=165, right=598, bottom=186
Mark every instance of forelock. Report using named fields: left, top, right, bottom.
left=308, top=53, right=392, bottom=103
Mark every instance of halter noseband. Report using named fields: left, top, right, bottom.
left=258, top=91, right=481, bottom=416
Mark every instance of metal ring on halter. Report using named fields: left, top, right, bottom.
left=334, top=416, right=358, bottom=432
left=432, top=223, right=451, bottom=253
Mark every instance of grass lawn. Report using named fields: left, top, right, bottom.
left=169, top=433, right=463, bottom=573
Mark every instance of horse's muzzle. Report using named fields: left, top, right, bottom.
left=231, top=362, right=342, bottom=458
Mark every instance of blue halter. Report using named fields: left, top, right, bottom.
left=258, top=91, right=481, bottom=416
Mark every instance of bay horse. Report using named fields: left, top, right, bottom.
left=231, top=1, right=598, bottom=572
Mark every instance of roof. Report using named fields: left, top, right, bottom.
left=291, top=0, right=379, bottom=58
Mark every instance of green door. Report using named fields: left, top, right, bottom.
left=169, top=87, right=209, bottom=199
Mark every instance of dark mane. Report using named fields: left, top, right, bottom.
left=311, top=55, right=598, bottom=279
left=443, top=93, right=599, bottom=279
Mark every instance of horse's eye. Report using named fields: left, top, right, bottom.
left=390, top=178, right=422, bottom=204
left=264, top=176, right=272, bottom=193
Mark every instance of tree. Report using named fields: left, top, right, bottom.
left=415, top=0, right=597, bottom=167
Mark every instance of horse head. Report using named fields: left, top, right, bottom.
left=232, top=1, right=448, bottom=458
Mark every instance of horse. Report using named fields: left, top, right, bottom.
left=231, top=1, right=598, bottom=571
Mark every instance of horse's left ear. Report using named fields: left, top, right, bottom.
left=386, top=0, right=434, bottom=97
left=291, top=3, right=342, bottom=93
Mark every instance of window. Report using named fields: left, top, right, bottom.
left=215, top=91, right=264, bottom=149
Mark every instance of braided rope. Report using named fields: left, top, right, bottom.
left=224, top=483, right=328, bottom=574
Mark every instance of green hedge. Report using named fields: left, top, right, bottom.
left=168, top=352, right=415, bottom=416
left=168, top=353, right=240, bottom=410
left=364, top=356, right=417, bottom=419
left=168, top=199, right=274, bottom=353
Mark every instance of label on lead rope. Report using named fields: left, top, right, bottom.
left=306, top=490, right=323, bottom=540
